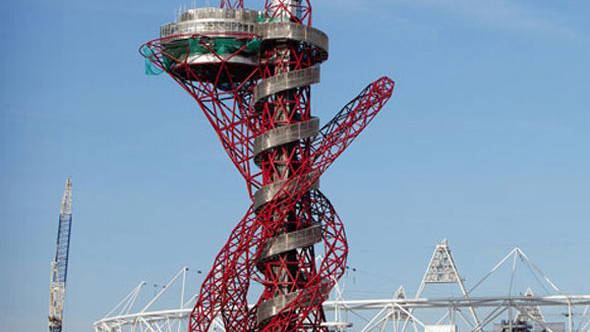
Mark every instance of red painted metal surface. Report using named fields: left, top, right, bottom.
left=220, top=1, right=245, bottom=9
left=142, top=1, right=395, bottom=330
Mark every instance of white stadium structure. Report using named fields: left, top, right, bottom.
left=93, top=240, right=590, bottom=332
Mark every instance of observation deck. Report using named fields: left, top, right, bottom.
left=159, top=8, right=261, bottom=85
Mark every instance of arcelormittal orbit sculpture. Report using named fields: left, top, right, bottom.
left=141, top=0, right=395, bottom=330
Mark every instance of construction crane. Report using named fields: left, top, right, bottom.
left=48, top=178, right=73, bottom=332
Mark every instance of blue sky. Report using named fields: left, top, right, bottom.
left=1, top=0, right=589, bottom=331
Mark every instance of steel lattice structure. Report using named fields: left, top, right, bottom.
left=49, top=178, right=73, bottom=332
left=141, top=1, right=394, bottom=331
left=93, top=243, right=590, bottom=332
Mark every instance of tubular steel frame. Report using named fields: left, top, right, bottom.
left=141, top=1, right=395, bottom=331
left=93, top=247, right=590, bottom=332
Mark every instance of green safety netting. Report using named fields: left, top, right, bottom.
left=257, top=13, right=288, bottom=23
left=142, top=36, right=262, bottom=75
left=142, top=46, right=164, bottom=76
left=245, top=38, right=261, bottom=53
left=160, top=37, right=262, bottom=69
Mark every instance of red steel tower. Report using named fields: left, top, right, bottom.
left=141, top=0, right=395, bottom=330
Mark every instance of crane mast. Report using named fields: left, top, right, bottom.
left=49, top=178, right=73, bottom=332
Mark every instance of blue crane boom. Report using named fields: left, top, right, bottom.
left=49, top=178, right=73, bottom=332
